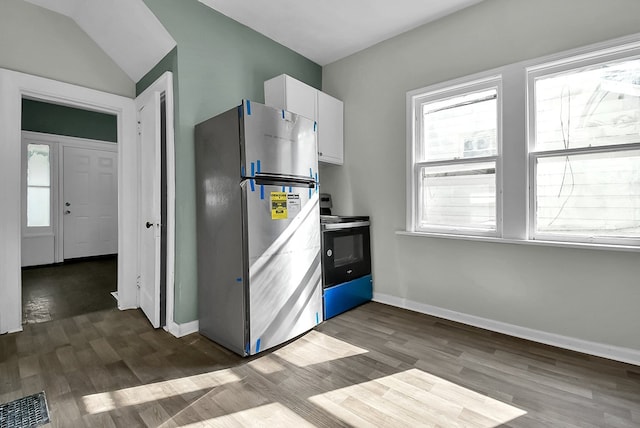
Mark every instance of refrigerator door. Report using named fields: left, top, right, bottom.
left=241, top=100, right=318, bottom=182
left=244, top=183, right=322, bottom=355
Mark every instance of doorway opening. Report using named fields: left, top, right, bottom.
left=20, top=99, right=120, bottom=324
left=0, top=69, right=176, bottom=337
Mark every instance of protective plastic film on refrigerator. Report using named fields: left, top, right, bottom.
left=194, top=100, right=321, bottom=356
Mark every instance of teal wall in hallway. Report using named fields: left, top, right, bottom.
left=22, top=99, right=117, bottom=143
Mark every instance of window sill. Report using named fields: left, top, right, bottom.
left=396, top=230, right=640, bottom=253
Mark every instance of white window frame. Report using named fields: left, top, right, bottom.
left=403, top=34, right=640, bottom=251
left=407, top=74, right=503, bottom=237
left=527, top=46, right=640, bottom=246
left=22, top=139, right=56, bottom=238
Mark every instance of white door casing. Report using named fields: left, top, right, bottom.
left=0, top=68, right=139, bottom=334
left=0, top=69, right=176, bottom=337
left=137, top=91, right=161, bottom=328
left=63, top=145, right=118, bottom=260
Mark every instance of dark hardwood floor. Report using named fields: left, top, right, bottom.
left=21, top=256, right=117, bottom=324
left=1, top=302, right=638, bottom=427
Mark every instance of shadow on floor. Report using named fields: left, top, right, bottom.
left=21, top=256, right=117, bottom=325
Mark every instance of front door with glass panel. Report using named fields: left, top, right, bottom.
left=22, top=142, right=54, bottom=266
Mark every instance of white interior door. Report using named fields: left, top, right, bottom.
left=137, top=91, right=161, bottom=328
left=63, top=146, right=118, bottom=259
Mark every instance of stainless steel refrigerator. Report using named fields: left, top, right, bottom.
left=194, top=100, right=322, bottom=356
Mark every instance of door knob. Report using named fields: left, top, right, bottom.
left=64, top=210, right=71, bottom=215
left=146, top=222, right=153, bottom=229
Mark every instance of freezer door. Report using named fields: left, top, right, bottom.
left=241, top=100, right=318, bottom=181
left=244, top=183, right=322, bottom=355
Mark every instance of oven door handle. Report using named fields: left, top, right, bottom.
left=322, top=221, right=370, bottom=230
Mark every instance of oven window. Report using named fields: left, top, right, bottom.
left=333, top=234, right=364, bottom=267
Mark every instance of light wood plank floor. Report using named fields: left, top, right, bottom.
left=1, top=302, right=638, bottom=427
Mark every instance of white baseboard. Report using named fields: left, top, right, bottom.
left=166, top=319, right=199, bottom=338
left=373, top=292, right=640, bottom=367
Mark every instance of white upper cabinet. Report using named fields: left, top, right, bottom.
left=316, top=91, right=344, bottom=165
left=264, top=74, right=344, bottom=165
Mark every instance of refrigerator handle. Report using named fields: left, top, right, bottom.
left=254, top=174, right=316, bottom=188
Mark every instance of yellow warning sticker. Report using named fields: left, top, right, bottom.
left=270, top=192, right=287, bottom=220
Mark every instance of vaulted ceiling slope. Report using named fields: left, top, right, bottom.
left=198, top=0, right=485, bottom=65
left=22, top=0, right=484, bottom=82
left=24, top=0, right=176, bottom=82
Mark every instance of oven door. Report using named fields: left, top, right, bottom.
left=321, top=225, right=371, bottom=288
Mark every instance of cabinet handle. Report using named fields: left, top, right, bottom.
left=319, top=152, right=323, bottom=156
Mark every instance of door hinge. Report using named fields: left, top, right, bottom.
left=137, top=121, right=142, bottom=136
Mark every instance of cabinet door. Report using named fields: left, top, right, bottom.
left=284, top=75, right=317, bottom=123
left=317, top=91, right=344, bottom=165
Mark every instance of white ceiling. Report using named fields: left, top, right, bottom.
left=22, top=0, right=483, bottom=82
left=198, top=0, right=485, bottom=65
left=24, top=0, right=176, bottom=82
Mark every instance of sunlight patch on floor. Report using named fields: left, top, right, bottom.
left=273, top=330, right=368, bottom=367
left=177, top=402, right=316, bottom=427
left=309, top=368, right=527, bottom=427
left=81, top=368, right=241, bottom=414
left=247, top=354, right=287, bottom=374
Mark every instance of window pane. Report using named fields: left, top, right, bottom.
left=421, top=89, right=497, bottom=162
left=535, top=58, right=640, bottom=151
left=536, top=150, right=640, bottom=238
left=419, top=161, right=496, bottom=230
left=27, top=144, right=50, bottom=186
left=27, top=187, right=50, bottom=227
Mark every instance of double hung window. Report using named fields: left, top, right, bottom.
left=408, top=37, right=640, bottom=248
left=409, top=77, right=501, bottom=236
left=529, top=56, right=640, bottom=245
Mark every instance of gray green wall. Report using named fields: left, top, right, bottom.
left=136, top=47, right=179, bottom=96
left=320, top=0, right=640, bottom=351
left=22, top=99, right=117, bottom=142
left=142, top=0, right=322, bottom=323
left=0, top=0, right=134, bottom=97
